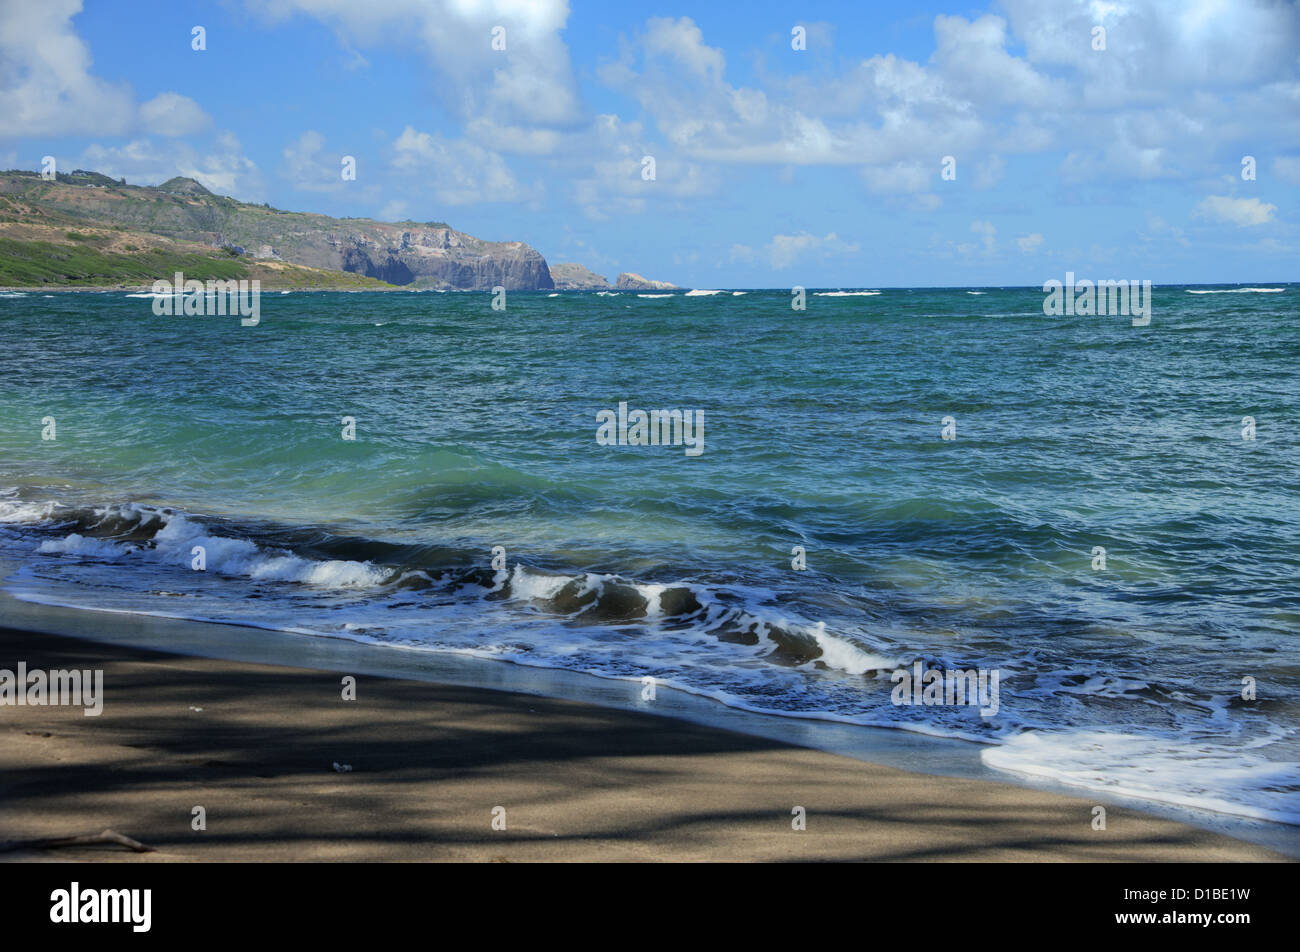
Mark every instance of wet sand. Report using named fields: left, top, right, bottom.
left=0, top=626, right=1287, bottom=862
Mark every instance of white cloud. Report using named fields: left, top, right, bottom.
left=970, top=219, right=997, bottom=255
left=281, top=130, right=345, bottom=192
left=1001, top=0, right=1300, bottom=99
left=77, top=132, right=264, bottom=201
left=597, top=13, right=1031, bottom=193
left=731, top=232, right=859, bottom=270
left=860, top=160, right=941, bottom=210
left=391, top=126, right=539, bottom=206
left=139, top=93, right=211, bottom=137
left=931, top=14, right=1059, bottom=108
left=1194, top=195, right=1277, bottom=227
left=1016, top=232, right=1044, bottom=253
left=0, top=2, right=218, bottom=142
left=861, top=161, right=932, bottom=194
left=568, top=113, right=717, bottom=219
left=599, top=3, right=1300, bottom=200
left=0, top=0, right=135, bottom=137
left=929, top=220, right=1000, bottom=259
left=251, top=0, right=583, bottom=127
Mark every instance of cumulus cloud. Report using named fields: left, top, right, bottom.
left=600, top=3, right=1300, bottom=198
left=1016, top=232, right=1044, bottom=253
left=76, top=132, right=265, bottom=200
left=139, top=93, right=211, bottom=137
left=969, top=219, right=997, bottom=255
left=1194, top=196, right=1277, bottom=228
left=566, top=113, right=717, bottom=219
left=0, top=2, right=216, bottom=141
left=391, top=126, right=539, bottom=206
left=931, top=14, right=1059, bottom=108
left=281, top=130, right=346, bottom=192
left=249, top=0, right=583, bottom=127
left=0, top=0, right=134, bottom=137
left=731, top=232, right=859, bottom=270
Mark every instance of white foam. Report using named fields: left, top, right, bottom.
left=637, top=293, right=675, bottom=298
left=685, top=289, right=724, bottom=296
left=1185, top=287, right=1285, bottom=294
left=37, top=533, right=129, bottom=558
left=632, top=581, right=669, bottom=616
left=149, top=512, right=389, bottom=588
left=0, top=499, right=63, bottom=523
left=547, top=293, right=559, bottom=297
left=731, top=291, right=747, bottom=296
left=507, top=564, right=573, bottom=601
left=25, top=504, right=391, bottom=591
left=806, top=621, right=897, bottom=675
left=813, top=290, right=881, bottom=296
left=982, top=729, right=1300, bottom=824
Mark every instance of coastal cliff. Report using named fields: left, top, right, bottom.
left=0, top=170, right=552, bottom=289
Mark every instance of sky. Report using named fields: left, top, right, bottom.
left=1, top=0, right=1297, bottom=287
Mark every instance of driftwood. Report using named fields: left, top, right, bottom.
left=0, top=828, right=155, bottom=853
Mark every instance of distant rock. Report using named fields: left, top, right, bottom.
left=550, top=263, right=611, bottom=289
left=615, top=272, right=679, bottom=290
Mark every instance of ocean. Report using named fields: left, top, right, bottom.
left=1, top=284, right=1297, bottom=825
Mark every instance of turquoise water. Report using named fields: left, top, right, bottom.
left=1, top=285, right=1297, bottom=823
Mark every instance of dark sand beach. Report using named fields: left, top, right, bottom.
left=0, top=626, right=1286, bottom=863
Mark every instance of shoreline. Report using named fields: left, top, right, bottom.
left=0, top=593, right=1292, bottom=861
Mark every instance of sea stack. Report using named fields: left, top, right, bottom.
left=614, top=272, right=680, bottom=291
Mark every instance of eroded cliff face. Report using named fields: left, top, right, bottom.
left=312, top=224, right=553, bottom=290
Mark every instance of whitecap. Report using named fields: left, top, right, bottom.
left=1185, top=287, right=1285, bottom=294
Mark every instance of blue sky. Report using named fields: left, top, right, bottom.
left=1, top=0, right=1297, bottom=286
